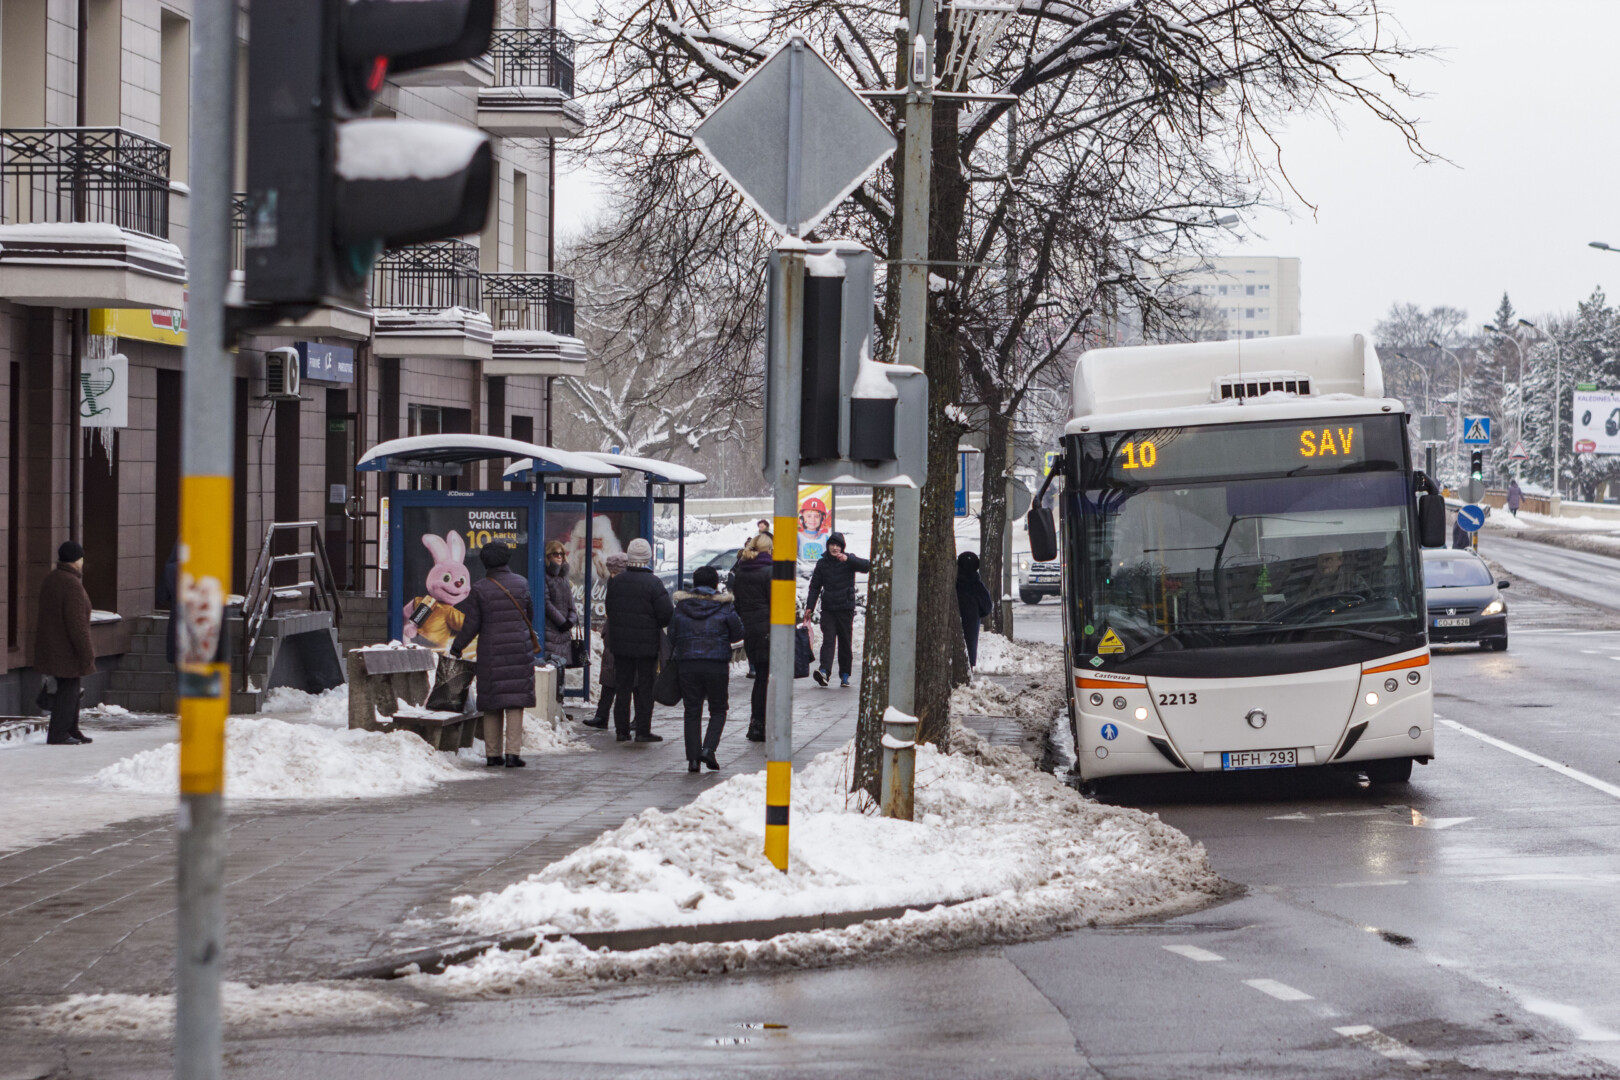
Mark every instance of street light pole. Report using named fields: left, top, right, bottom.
left=1428, top=339, right=1466, bottom=489
left=1520, top=318, right=1564, bottom=499
left=1484, top=323, right=1526, bottom=481
left=1389, top=351, right=1430, bottom=414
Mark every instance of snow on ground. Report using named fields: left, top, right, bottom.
left=12, top=981, right=421, bottom=1039
left=261, top=684, right=350, bottom=727
left=412, top=722, right=1216, bottom=994
left=93, top=716, right=485, bottom=800
left=974, top=632, right=1052, bottom=676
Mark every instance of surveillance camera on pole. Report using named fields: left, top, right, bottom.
left=243, top=0, right=496, bottom=313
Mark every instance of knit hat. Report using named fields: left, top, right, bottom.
left=58, top=540, right=84, bottom=563
left=827, top=532, right=847, bottom=552
left=605, top=552, right=628, bottom=575
left=479, top=541, right=512, bottom=569
left=957, top=550, right=980, bottom=572
left=626, top=538, right=653, bottom=567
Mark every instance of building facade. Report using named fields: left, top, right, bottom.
left=1179, top=255, right=1302, bottom=341
left=0, top=0, right=586, bottom=712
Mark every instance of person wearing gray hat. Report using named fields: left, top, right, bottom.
left=604, top=537, right=673, bottom=742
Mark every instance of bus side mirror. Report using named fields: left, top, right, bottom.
left=1418, top=493, right=1446, bottom=548
left=1027, top=506, right=1058, bottom=563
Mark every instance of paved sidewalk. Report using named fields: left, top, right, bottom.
left=0, top=678, right=863, bottom=1006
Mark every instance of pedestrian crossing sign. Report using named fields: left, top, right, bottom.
left=1097, top=628, right=1125, bottom=654
left=1462, top=417, right=1492, bottom=444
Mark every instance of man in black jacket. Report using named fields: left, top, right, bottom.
left=670, top=565, right=746, bottom=771
left=605, top=537, right=674, bottom=742
left=730, top=535, right=772, bottom=740
left=805, top=531, right=869, bottom=687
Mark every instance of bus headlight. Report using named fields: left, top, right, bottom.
left=1365, top=692, right=1379, bottom=706
left=1482, top=598, right=1504, bottom=616
left=1134, top=706, right=1148, bottom=721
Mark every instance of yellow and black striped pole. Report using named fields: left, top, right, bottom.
left=765, top=238, right=805, bottom=870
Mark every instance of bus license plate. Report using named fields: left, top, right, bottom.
left=1223, top=749, right=1297, bottom=770
left=1433, top=617, right=1470, bottom=627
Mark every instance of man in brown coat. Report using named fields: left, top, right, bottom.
left=34, top=541, right=96, bottom=745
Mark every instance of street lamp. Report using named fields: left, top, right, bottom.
left=1484, top=323, right=1527, bottom=480
left=1388, top=351, right=1430, bottom=414
left=1428, top=339, right=1466, bottom=488
left=1520, top=318, right=1564, bottom=499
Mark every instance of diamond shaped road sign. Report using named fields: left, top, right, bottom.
left=691, top=32, right=896, bottom=237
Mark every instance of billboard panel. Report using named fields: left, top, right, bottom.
left=1572, top=390, right=1620, bottom=455
left=545, top=505, right=645, bottom=623
left=397, top=502, right=530, bottom=656
left=798, top=484, right=833, bottom=562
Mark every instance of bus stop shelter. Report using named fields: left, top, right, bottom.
left=356, top=435, right=619, bottom=699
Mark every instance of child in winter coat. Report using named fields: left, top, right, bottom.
left=669, top=565, right=745, bottom=772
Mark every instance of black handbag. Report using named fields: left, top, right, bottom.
left=795, top=627, right=813, bottom=679
left=653, top=657, right=683, bottom=706
left=568, top=633, right=588, bottom=669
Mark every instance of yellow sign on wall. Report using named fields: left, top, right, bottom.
left=90, top=303, right=188, bottom=346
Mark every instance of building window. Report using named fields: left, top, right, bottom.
left=512, top=170, right=528, bottom=271
left=161, top=13, right=191, bottom=181
left=1245, top=308, right=1255, bottom=319
left=1258, top=284, right=1271, bottom=295
left=1245, top=285, right=1255, bottom=296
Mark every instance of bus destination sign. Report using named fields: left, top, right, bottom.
left=1099, top=418, right=1395, bottom=483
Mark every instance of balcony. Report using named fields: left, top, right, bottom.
left=0, top=127, right=186, bottom=309
left=370, top=240, right=492, bottom=361
left=482, top=272, right=585, bottom=377
left=388, top=53, right=494, bottom=89
left=228, top=192, right=371, bottom=339
left=477, top=29, right=586, bottom=139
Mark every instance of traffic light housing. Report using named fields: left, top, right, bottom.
left=764, top=242, right=928, bottom=488
left=244, top=0, right=496, bottom=311
left=1465, top=449, right=1484, bottom=503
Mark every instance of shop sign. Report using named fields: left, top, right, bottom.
left=296, top=341, right=355, bottom=384
left=79, top=353, right=129, bottom=428
left=88, top=304, right=188, bottom=346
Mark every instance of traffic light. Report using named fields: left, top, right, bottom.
left=1465, top=449, right=1485, bottom=503
left=765, top=242, right=928, bottom=487
left=244, top=0, right=496, bottom=311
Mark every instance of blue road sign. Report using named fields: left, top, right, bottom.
left=955, top=451, right=969, bottom=516
left=1100, top=724, right=1119, bottom=741
left=1457, top=504, right=1486, bottom=532
left=1462, top=417, right=1492, bottom=444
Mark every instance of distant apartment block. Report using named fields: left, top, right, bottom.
left=1179, top=256, right=1302, bottom=340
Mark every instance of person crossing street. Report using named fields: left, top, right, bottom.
left=805, top=532, right=869, bottom=688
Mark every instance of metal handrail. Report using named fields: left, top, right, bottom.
left=482, top=271, right=576, bottom=336
left=370, top=239, right=481, bottom=312
left=1, top=126, right=172, bottom=238
left=240, top=521, right=344, bottom=690
left=489, top=28, right=576, bottom=95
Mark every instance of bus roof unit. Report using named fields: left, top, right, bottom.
left=1071, top=334, right=1385, bottom=421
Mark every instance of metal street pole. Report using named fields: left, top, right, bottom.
left=766, top=241, right=804, bottom=867
left=1486, top=325, right=1525, bottom=480
left=1429, top=340, right=1465, bottom=490
left=888, top=0, right=933, bottom=731
left=176, top=0, right=237, bottom=1074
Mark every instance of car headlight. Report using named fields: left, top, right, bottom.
left=1482, top=598, right=1504, bottom=616
left=1019, top=558, right=1029, bottom=571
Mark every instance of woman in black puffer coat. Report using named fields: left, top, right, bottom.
left=730, top=535, right=773, bottom=742
left=451, top=542, right=537, bottom=768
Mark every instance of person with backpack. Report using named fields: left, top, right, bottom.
left=805, top=532, right=870, bottom=687
left=955, top=550, right=995, bottom=668
left=730, top=534, right=773, bottom=741
left=669, top=565, right=745, bottom=772
left=450, top=542, right=536, bottom=768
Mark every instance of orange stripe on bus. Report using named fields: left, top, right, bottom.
left=1362, top=653, right=1430, bottom=674
left=1077, top=676, right=1147, bottom=689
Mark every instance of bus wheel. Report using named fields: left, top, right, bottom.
left=1365, top=757, right=1414, bottom=784
left=1079, top=777, right=1112, bottom=800
left=1020, top=590, right=1042, bottom=605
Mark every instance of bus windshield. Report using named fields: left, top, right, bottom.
left=1072, top=420, right=1424, bottom=663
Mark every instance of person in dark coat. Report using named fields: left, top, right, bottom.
left=805, top=531, right=870, bottom=687
left=955, top=551, right=995, bottom=668
left=1507, top=479, right=1523, bottom=517
left=670, top=565, right=746, bottom=772
left=542, top=540, right=578, bottom=662
left=585, top=552, right=628, bottom=729
left=450, top=542, right=536, bottom=768
left=155, top=542, right=180, bottom=665
left=605, top=537, right=674, bottom=743
left=34, top=541, right=96, bottom=745
left=730, top=535, right=773, bottom=741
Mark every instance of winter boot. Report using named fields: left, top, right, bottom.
left=486, top=755, right=504, bottom=767
left=504, top=754, right=527, bottom=768
left=813, top=668, right=829, bottom=687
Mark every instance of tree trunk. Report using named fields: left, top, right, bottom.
left=851, top=487, right=895, bottom=802
left=979, top=407, right=1010, bottom=635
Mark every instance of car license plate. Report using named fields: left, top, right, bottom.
left=1222, top=749, right=1297, bottom=770
left=1433, top=617, right=1470, bottom=627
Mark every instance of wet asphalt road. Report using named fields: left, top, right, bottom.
left=56, top=546, right=1620, bottom=1079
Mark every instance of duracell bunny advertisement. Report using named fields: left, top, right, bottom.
left=398, top=505, right=530, bottom=657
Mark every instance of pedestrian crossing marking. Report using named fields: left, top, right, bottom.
left=1463, top=417, right=1491, bottom=444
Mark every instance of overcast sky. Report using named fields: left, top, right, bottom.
left=556, top=0, right=1620, bottom=335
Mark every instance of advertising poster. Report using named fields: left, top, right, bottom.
left=1572, top=390, right=1620, bottom=455
left=798, top=484, right=833, bottom=563
left=399, top=503, right=530, bottom=657
left=546, top=506, right=644, bottom=622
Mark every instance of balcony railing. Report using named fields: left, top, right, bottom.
left=371, top=240, right=482, bottom=311
left=483, top=272, right=575, bottom=337
left=1, top=127, right=171, bottom=239
left=490, top=28, right=576, bottom=96
left=230, top=191, right=249, bottom=273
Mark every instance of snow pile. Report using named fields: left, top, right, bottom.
left=974, top=632, right=1053, bottom=676
left=951, top=672, right=1064, bottom=723
left=0, top=721, right=46, bottom=749
left=83, top=703, right=132, bottom=718
left=415, top=729, right=1216, bottom=993
left=13, top=981, right=421, bottom=1038
left=261, top=684, right=350, bottom=727
left=457, top=716, right=589, bottom=761
left=91, top=717, right=482, bottom=800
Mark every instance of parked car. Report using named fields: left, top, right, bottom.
left=1422, top=548, right=1509, bottom=650
left=656, top=546, right=741, bottom=591
left=1018, top=554, right=1061, bottom=604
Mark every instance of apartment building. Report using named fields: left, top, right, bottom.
left=1179, top=255, right=1302, bottom=341
left=0, top=0, right=586, bottom=712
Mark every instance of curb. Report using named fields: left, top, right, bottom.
left=341, top=900, right=970, bottom=980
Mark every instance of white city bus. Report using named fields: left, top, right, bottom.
left=1026, top=335, right=1447, bottom=787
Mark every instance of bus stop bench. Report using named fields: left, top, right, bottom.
left=347, top=646, right=478, bottom=751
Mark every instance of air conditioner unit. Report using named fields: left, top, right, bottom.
left=265, top=346, right=301, bottom=400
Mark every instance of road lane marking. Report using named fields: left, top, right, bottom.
left=1335, top=1024, right=1428, bottom=1064
left=1521, top=998, right=1620, bottom=1041
left=1438, top=718, right=1620, bottom=800
left=1245, top=978, right=1313, bottom=1001
left=1162, top=944, right=1223, bottom=962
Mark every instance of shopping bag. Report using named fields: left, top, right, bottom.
left=653, top=658, right=683, bottom=706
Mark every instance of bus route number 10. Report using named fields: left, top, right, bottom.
left=1121, top=440, right=1158, bottom=470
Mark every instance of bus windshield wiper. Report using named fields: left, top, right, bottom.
left=1116, top=620, right=1277, bottom=661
